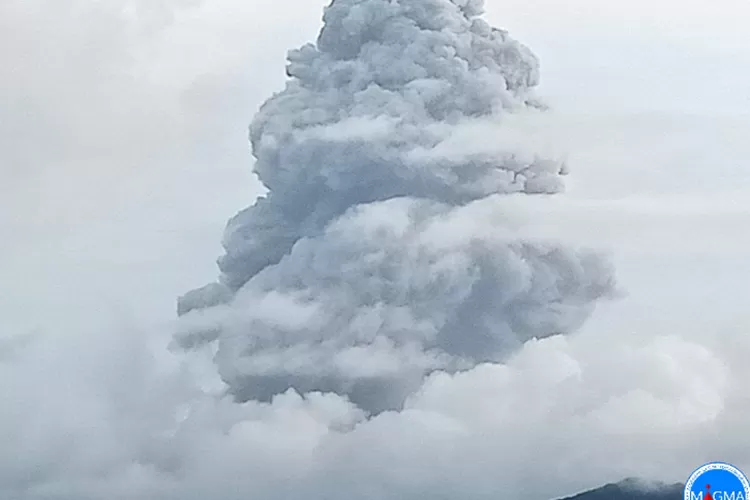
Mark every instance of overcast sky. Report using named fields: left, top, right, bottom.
left=2, top=1, right=750, bottom=499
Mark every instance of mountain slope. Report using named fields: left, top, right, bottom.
left=558, top=479, right=684, bottom=500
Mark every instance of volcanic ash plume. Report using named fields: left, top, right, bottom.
left=176, top=0, right=616, bottom=413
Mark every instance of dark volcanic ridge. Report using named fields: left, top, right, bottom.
left=559, top=479, right=684, bottom=500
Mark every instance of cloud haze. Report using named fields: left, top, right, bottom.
left=2, top=1, right=750, bottom=500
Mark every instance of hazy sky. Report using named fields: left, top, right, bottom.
left=2, top=1, right=750, bottom=499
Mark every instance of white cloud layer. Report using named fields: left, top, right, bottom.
left=4, top=319, right=750, bottom=500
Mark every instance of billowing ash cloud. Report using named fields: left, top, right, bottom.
left=176, top=0, right=616, bottom=412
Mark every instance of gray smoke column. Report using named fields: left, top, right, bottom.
left=176, top=0, right=616, bottom=413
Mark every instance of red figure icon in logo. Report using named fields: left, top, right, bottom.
left=705, top=485, right=714, bottom=500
